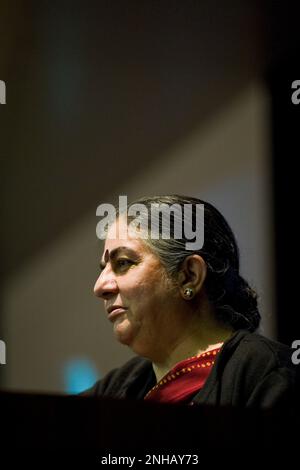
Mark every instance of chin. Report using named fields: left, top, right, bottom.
left=113, top=317, right=135, bottom=346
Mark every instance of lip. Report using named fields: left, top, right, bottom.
left=107, top=305, right=127, bottom=314
left=107, top=306, right=127, bottom=321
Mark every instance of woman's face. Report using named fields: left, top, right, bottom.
left=93, top=217, right=178, bottom=359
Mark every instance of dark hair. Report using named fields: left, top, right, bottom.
left=119, top=194, right=261, bottom=332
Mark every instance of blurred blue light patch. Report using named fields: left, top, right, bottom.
left=63, top=358, right=100, bottom=394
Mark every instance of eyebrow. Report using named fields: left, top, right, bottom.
left=99, top=247, right=138, bottom=270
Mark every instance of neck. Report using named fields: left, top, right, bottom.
left=152, top=313, right=234, bottom=383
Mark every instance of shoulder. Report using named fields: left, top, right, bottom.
left=237, top=332, right=293, bottom=367
left=218, top=329, right=297, bottom=388
left=231, top=330, right=294, bottom=371
left=219, top=330, right=297, bottom=407
left=80, top=356, right=152, bottom=398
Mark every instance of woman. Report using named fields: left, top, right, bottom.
left=86, top=195, right=296, bottom=408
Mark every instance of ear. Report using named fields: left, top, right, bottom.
left=177, top=255, right=207, bottom=299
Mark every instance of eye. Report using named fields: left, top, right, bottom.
left=116, top=259, right=133, bottom=269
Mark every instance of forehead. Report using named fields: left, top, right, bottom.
left=103, top=217, right=149, bottom=257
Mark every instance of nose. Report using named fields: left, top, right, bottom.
left=94, top=267, right=118, bottom=299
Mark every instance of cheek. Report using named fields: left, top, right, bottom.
left=120, top=262, right=169, bottom=305
left=117, top=276, right=147, bottom=303
left=137, top=276, right=168, bottom=308
left=129, top=281, right=154, bottom=303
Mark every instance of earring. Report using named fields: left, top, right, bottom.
left=183, top=287, right=194, bottom=299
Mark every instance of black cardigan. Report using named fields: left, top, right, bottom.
left=83, top=330, right=298, bottom=409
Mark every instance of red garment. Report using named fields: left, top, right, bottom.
left=144, top=347, right=222, bottom=404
